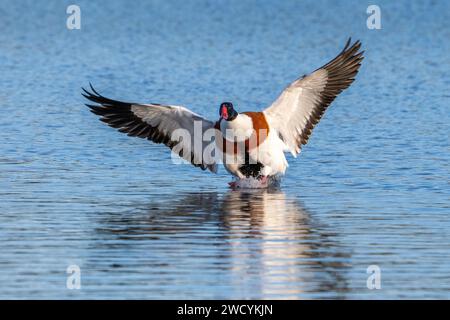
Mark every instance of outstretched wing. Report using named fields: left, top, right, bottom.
left=264, top=38, right=364, bottom=156
left=83, top=85, right=218, bottom=172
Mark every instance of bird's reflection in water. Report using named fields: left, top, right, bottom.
left=219, top=191, right=350, bottom=298
left=95, top=190, right=351, bottom=299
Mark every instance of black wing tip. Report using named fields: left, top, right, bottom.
left=332, top=38, right=365, bottom=67
left=88, top=82, right=101, bottom=96
left=342, top=37, right=363, bottom=56
left=316, top=38, right=364, bottom=73
left=343, top=37, right=352, bottom=51
left=81, top=83, right=103, bottom=101
left=81, top=84, right=135, bottom=110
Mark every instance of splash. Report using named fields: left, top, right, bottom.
left=229, top=176, right=281, bottom=189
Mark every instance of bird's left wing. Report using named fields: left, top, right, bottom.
left=83, top=85, right=218, bottom=172
left=264, top=39, right=364, bottom=156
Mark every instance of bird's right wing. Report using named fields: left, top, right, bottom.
left=83, top=85, right=218, bottom=172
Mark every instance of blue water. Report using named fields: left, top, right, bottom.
left=0, top=0, right=449, bottom=299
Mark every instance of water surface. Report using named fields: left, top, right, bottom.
left=0, top=0, right=449, bottom=299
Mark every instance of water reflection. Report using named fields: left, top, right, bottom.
left=94, top=190, right=351, bottom=299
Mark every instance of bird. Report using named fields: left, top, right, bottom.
left=83, top=38, right=364, bottom=188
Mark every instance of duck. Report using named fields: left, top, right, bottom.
left=83, top=38, right=364, bottom=188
